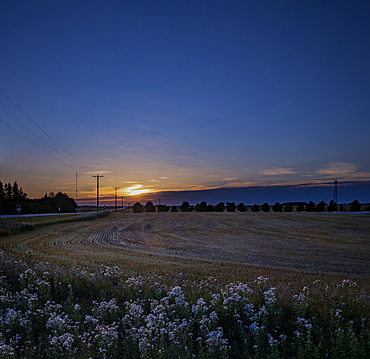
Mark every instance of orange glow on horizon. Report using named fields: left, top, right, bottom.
left=123, top=184, right=151, bottom=196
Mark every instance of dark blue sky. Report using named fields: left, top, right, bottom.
left=1, top=1, right=370, bottom=204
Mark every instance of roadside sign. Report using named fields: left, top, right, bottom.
left=16, top=204, right=21, bottom=212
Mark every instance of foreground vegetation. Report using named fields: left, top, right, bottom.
left=0, top=211, right=110, bottom=237
left=0, top=249, right=369, bottom=358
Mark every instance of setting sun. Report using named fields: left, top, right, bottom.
left=123, top=184, right=151, bottom=196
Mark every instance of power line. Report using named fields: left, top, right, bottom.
left=0, top=117, right=81, bottom=171
left=0, top=106, right=88, bottom=171
left=0, top=90, right=91, bottom=171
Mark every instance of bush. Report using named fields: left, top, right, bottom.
left=284, top=204, right=293, bottom=212
left=350, top=199, right=361, bottom=212
left=170, top=205, right=178, bottom=212
left=145, top=201, right=156, bottom=212
left=305, top=201, right=315, bottom=212
left=132, top=202, right=144, bottom=213
left=215, top=202, right=225, bottom=212
left=236, top=203, right=247, bottom=212
left=296, top=203, right=305, bottom=212
left=251, top=204, right=260, bottom=212
left=272, top=202, right=283, bottom=212
left=226, top=202, right=236, bottom=212
left=158, top=204, right=169, bottom=212
left=315, top=200, right=326, bottom=212
left=180, top=201, right=191, bottom=212
left=327, top=200, right=337, bottom=212
left=261, top=203, right=270, bottom=212
left=195, top=201, right=208, bottom=212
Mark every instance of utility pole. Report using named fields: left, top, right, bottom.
left=122, top=196, right=123, bottom=210
left=75, top=173, right=78, bottom=209
left=92, top=175, right=104, bottom=214
left=114, top=187, right=118, bottom=213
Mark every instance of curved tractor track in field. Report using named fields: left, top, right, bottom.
left=2, top=212, right=370, bottom=276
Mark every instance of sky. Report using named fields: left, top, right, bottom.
left=1, top=0, right=370, bottom=205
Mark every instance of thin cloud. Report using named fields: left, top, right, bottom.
left=149, top=179, right=160, bottom=182
left=316, top=162, right=357, bottom=175
left=259, top=167, right=297, bottom=175
left=84, top=171, right=111, bottom=175
left=222, top=177, right=238, bottom=181
left=160, top=177, right=169, bottom=180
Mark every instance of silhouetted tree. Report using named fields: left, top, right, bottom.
left=251, top=204, right=260, bottom=212
left=180, top=201, right=191, bottom=212
left=284, top=204, right=293, bottom=212
left=314, top=200, right=326, bottom=212
left=226, top=202, right=236, bottom=212
left=327, top=200, right=337, bottom=212
left=0, top=181, right=4, bottom=200
left=350, top=199, right=361, bottom=212
left=272, top=202, right=283, bottom=212
left=158, top=204, right=169, bottom=212
left=340, top=204, right=345, bottom=212
left=261, top=203, right=270, bottom=212
left=215, top=202, right=225, bottom=212
left=5, top=183, right=12, bottom=201
left=296, top=203, right=305, bottom=212
left=236, top=203, right=247, bottom=212
left=207, top=204, right=214, bottom=212
left=171, top=205, right=178, bottom=212
left=305, top=201, right=315, bottom=212
left=195, top=201, right=208, bottom=212
left=145, top=201, right=156, bottom=212
left=132, top=202, right=144, bottom=213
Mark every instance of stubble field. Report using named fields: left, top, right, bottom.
left=1, top=212, right=370, bottom=358
left=2, top=211, right=370, bottom=283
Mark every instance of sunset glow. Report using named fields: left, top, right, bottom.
left=123, top=185, right=151, bottom=197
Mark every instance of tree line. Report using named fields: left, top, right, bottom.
left=131, top=199, right=368, bottom=213
left=0, top=180, right=77, bottom=215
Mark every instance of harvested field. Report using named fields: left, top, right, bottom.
left=1, top=212, right=369, bottom=281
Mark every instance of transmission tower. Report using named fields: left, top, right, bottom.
left=333, top=179, right=338, bottom=204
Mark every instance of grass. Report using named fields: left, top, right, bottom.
left=0, top=211, right=369, bottom=357
left=0, top=211, right=110, bottom=237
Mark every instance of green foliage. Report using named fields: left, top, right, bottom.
left=350, top=199, right=361, bottom=212
left=273, top=202, right=283, bottom=212
left=226, top=202, right=236, bottom=212
left=35, top=192, right=77, bottom=213
left=251, top=204, right=260, bottom=212
left=132, top=202, right=144, bottom=213
left=145, top=201, right=156, bottom=212
left=261, top=202, right=270, bottom=212
left=236, top=203, right=247, bottom=212
left=0, top=252, right=369, bottom=359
